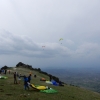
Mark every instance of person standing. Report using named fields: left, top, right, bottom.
left=8, top=70, right=10, bottom=74
left=49, top=75, right=52, bottom=81
left=29, top=71, right=32, bottom=76
left=5, top=69, right=7, bottom=74
left=0, top=69, right=1, bottom=74
left=23, top=75, right=29, bottom=90
left=14, top=72, right=17, bottom=84
left=27, top=74, right=31, bottom=83
left=18, top=73, right=21, bottom=84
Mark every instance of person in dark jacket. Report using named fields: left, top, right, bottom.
left=49, top=75, right=52, bottom=81
left=5, top=69, right=7, bottom=74
left=0, top=69, right=1, bottom=74
left=27, top=74, right=31, bottom=83
left=14, top=72, right=17, bottom=84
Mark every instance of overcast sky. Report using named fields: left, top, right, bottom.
left=0, top=0, right=100, bottom=69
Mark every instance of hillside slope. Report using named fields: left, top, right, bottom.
left=0, top=67, right=100, bottom=100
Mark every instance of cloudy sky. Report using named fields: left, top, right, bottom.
left=0, top=0, right=100, bottom=68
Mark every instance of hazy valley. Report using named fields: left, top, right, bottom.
left=43, top=67, right=100, bottom=93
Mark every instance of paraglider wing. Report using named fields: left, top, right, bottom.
left=59, top=38, right=63, bottom=41
left=42, top=46, right=45, bottom=47
left=59, top=38, right=63, bottom=44
left=42, top=46, right=45, bottom=50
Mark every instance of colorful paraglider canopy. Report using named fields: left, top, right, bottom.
left=0, top=76, right=7, bottom=79
left=59, top=38, right=63, bottom=44
left=46, top=81, right=53, bottom=84
left=40, top=78, right=46, bottom=81
left=29, top=84, right=58, bottom=93
left=40, top=88, right=58, bottom=93
left=30, top=84, right=47, bottom=90
left=59, top=38, right=63, bottom=41
left=52, top=80, right=59, bottom=86
left=42, top=46, right=45, bottom=50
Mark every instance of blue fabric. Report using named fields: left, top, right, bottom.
left=24, top=77, right=29, bottom=90
left=52, top=81, right=58, bottom=86
left=23, top=77, right=28, bottom=85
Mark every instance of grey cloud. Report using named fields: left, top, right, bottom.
left=0, top=30, right=72, bottom=58
left=0, top=30, right=100, bottom=60
left=75, top=42, right=100, bottom=60
left=0, top=0, right=100, bottom=68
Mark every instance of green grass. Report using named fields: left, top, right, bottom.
left=0, top=67, right=100, bottom=100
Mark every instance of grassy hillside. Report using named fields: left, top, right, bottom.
left=0, top=67, right=100, bottom=100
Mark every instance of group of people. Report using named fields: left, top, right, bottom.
left=13, top=71, right=64, bottom=90
left=13, top=72, right=32, bottom=90
left=0, top=69, right=7, bottom=74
